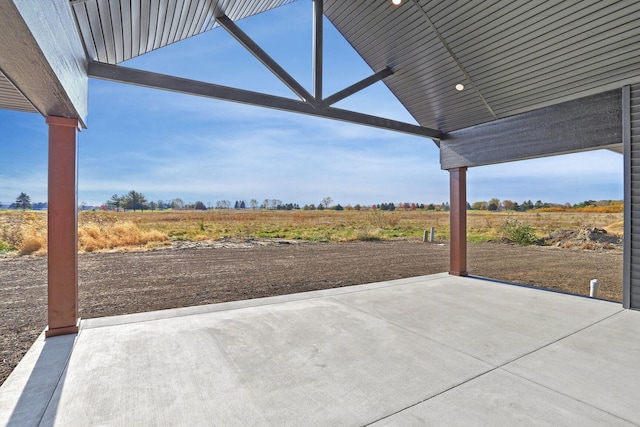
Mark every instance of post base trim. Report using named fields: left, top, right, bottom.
left=46, top=319, right=80, bottom=338
left=449, top=270, right=468, bottom=277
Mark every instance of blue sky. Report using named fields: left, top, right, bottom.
left=0, top=1, right=623, bottom=208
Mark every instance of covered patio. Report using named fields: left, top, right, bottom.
left=1, top=0, right=640, bottom=424
left=2, top=273, right=639, bottom=425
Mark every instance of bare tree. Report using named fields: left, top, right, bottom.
left=172, top=198, right=185, bottom=210
left=216, top=200, right=231, bottom=209
left=270, top=199, right=282, bottom=210
left=321, top=196, right=333, bottom=209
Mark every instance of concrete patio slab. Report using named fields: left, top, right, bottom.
left=332, top=274, right=623, bottom=365
left=505, top=309, right=640, bottom=424
left=369, top=369, right=634, bottom=426
left=0, top=273, right=637, bottom=426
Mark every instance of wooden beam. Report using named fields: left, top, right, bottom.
left=313, top=0, right=323, bottom=101
left=216, top=14, right=314, bottom=104
left=440, top=90, right=622, bottom=169
left=88, top=61, right=443, bottom=139
left=321, top=67, right=394, bottom=107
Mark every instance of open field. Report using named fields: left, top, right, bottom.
left=0, top=209, right=624, bottom=254
left=0, top=209, right=624, bottom=386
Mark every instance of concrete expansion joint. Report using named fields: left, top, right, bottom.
left=501, top=367, right=636, bottom=425
left=503, top=309, right=625, bottom=367
left=364, top=308, right=629, bottom=426
left=366, top=365, right=505, bottom=426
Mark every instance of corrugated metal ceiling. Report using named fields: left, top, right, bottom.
left=70, top=0, right=297, bottom=64
left=324, top=0, right=640, bottom=132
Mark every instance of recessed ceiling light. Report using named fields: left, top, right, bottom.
left=391, top=0, right=402, bottom=5
left=455, top=83, right=465, bottom=91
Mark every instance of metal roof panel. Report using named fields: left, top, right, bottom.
left=71, top=0, right=297, bottom=63
left=0, top=71, right=38, bottom=113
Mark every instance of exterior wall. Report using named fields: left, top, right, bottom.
left=624, top=84, right=640, bottom=309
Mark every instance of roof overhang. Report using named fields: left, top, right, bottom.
left=0, top=0, right=88, bottom=125
left=2, top=0, right=640, bottom=144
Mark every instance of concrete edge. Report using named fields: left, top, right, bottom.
left=469, top=275, right=623, bottom=305
left=81, top=273, right=452, bottom=330
left=0, top=332, right=78, bottom=427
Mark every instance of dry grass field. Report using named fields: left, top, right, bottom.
left=0, top=208, right=625, bottom=387
left=0, top=208, right=624, bottom=255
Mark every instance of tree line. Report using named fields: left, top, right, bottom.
left=0, top=191, right=622, bottom=213
left=468, top=198, right=622, bottom=212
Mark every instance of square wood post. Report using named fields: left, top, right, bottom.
left=46, top=116, right=79, bottom=337
left=449, top=167, right=468, bottom=276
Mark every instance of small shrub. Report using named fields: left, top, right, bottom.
left=19, top=234, right=45, bottom=255
left=500, top=218, right=537, bottom=246
left=355, top=230, right=381, bottom=241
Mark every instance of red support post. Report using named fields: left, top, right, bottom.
left=46, top=116, right=79, bottom=337
left=449, top=167, right=468, bottom=276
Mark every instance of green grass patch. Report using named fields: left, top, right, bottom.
left=0, top=241, right=14, bottom=253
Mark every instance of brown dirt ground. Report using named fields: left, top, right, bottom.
left=0, top=240, right=622, bottom=386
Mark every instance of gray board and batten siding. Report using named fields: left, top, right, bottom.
left=625, top=84, right=640, bottom=309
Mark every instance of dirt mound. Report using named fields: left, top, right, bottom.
left=541, top=228, right=622, bottom=251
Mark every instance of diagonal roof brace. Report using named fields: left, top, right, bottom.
left=216, top=14, right=316, bottom=106
left=321, top=67, right=394, bottom=108
left=88, top=61, right=442, bottom=140
left=215, top=8, right=402, bottom=123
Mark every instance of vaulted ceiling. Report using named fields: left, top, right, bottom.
left=2, top=0, right=640, bottom=134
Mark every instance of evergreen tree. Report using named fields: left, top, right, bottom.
left=15, top=192, right=31, bottom=211
left=122, top=190, right=149, bottom=212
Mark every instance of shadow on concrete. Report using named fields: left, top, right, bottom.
left=5, top=333, right=75, bottom=426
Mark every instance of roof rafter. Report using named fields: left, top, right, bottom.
left=216, top=7, right=399, bottom=114
left=216, top=14, right=315, bottom=105
left=88, top=61, right=442, bottom=140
